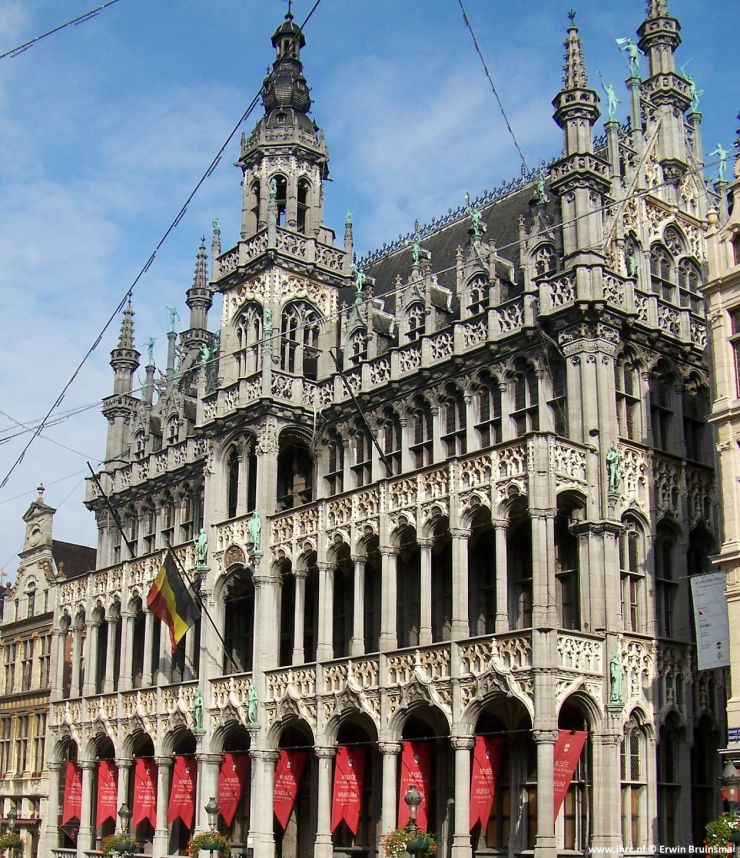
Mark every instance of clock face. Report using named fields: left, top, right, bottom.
left=28, top=526, right=41, bottom=546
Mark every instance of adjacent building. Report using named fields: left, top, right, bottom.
left=0, top=486, right=95, bottom=858
left=40, top=3, right=729, bottom=857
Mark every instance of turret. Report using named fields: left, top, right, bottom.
left=550, top=13, right=610, bottom=261
left=238, top=11, right=329, bottom=240
left=181, top=238, right=214, bottom=358
left=102, top=303, right=141, bottom=461
left=109, top=302, right=139, bottom=396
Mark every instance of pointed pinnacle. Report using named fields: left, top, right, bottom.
left=562, top=14, right=587, bottom=89
left=192, top=240, right=208, bottom=289
left=118, top=302, right=135, bottom=349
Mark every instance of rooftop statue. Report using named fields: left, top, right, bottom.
left=354, top=267, right=366, bottom=301
left=615, top=37, right=640, bottom=78
left=536, top=170, right=548, bottom=206
left=708, top=143, right=729, bottom=181
left=212, top=216, right=220, bottom=232
left=269, top=177, right=278, bottom=200
left=145, top=337, right=156, bottom=366
left=598, top=72, right=619, bottom=121
left=200, top=342, right=211, bottom=365
left=165, top=305, right=180, bottom=333
left=345, top=209, right=352, bottom=226
left=680, top=65, right=703, bottom=112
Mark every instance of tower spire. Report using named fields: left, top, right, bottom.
left=110, top=301, right=140, bottom=395
left=182, top=237, right=214, bottom=360
left=562, top=11, right=588, bottom=90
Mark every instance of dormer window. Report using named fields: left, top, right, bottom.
left=277, top=112, right=286, bottom=124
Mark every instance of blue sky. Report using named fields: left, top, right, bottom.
left=0, top=0, right=737, bottom=576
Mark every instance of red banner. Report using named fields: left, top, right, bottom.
left=398, top=741, right=432, bottom=830
left=553, top=730, right=588, bottom=819
left=168, top=755, right=197, bottom=829
left=62, top=761, right=83, bottom=824
left=330, top=745, right=366, bottom=835
left=273, top=750, right=307, bottom=830
left=219, top=753, right=250, bottom=827
left=132, top=757, right=158, bottom=828
left=96, top=759, right=119, bottom=827
left=469, top=736, right=503, bottom=832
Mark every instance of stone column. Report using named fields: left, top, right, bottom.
left=45, top=761, right=63, bottom=853
left=116, top=757, right=133, bottom=821
left=83, top=620, right=100, bottom=696
left=70, top=625, right=83, bottom=697
left=379, top=742, right=401, bottom=836
left=51, top=629, right=67, bottom=701
left=418, top=539, right=433, bottom=646
left=533, top=730, right=558, bottom=858
left=142, top=609, right=154, bottom=687
left=315, top=746, right=336, bottom=858
left=493, top=521, right=509, bottom=633
left=250, top=749, right=278, bottom=858
left=379, top=548, right=398, bottom=651
left=119, top=610, right=133, bottom=692
left=450, top=528, right=470, bottom=640
left=77, top=759, right=96, bottom=856
left=451, top=737, right=474, bottom=858
left=103, top=617, right=117, bottom=693
left=350, top=555, right=366, bottom=656
left=153, top=757, right=172, bottom=858
left=316, top=562, right=334, bottom=662
left=196, top=753, right=222, bottom=833
left=531, top=512, right=556, bottom=629
left=292, top=571, right=307, bottom=664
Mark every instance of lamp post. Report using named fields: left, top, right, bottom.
left=117, top=801, right=132, bottom=835
left=6, top=809, right=17, bottom=858
left=204, top=797, right=220, bottom=857
left=403, top=786, right=427, bottom=856
left=722, top=760, right=740, bottom=856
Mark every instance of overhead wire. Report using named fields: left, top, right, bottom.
left=0, top=0, right=124, bottom=62
left=456, top=0, right=529, bottom=174
left=0, top=0, right=324, bottom=493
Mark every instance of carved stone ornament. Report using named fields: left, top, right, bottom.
left=224, top=544, right=247, bottom=569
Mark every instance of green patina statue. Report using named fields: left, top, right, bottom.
left=200, top=342, right=211, bottom=365
left=247, top=685, right=258, bottom=726
left=269, top=177, right=278, bottom=200
left=192, top=688, right=204, bottom=731
left=212, top=216, right=220, bottom=232
left=354, top=267, right=366, bottom=301
left=609, top=653, right=624, bottom=705
left=606, top=441, right=623, bottom=494
left=536, top=170, right=548, bottom=206
left=165, top=306, right=180, bottom=333
left=708, top=143, right=729, bottom=181
left=145, top=337, right=156, bottom=366
left=195, top=527, right=208, bottom=567
left=248, top=511, right=262, bottom=553
left=598, top=72, right=619, bottom=121
left=681, top=66, right=703, bottom=112
left=616, top=37, right=640, bottom=78
left=264, top=308, right=273, bottom=334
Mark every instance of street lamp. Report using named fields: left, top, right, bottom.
left=117, top=802, right=132, bottom=836
left=205, top=797, right=219, bottom=832
left=6, top=808, right=17, bottom=832
left=722, top=760, right=740, bottom=856
left=403, top=785, right=428, bottom=857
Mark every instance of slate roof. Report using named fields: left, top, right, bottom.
left=52, top=540, right=96, bottom=578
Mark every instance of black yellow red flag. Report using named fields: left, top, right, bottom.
left=147, top=550, right=200, bottom=650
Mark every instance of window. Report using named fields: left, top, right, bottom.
left=410, top=400, right=433, bottom=468
left=21, top=639, right=33, bottom=691
left=657, top=719, right=681, bottom=846
left=33, top=713, right=46, bottom=774
left=511, top=360, right=539, bottom=435
left=180, top=492, right=194, bottom=543
left=161, top=499, right=175, bottom=547
left=352, top=427, right=373, bottom=488
left=348, top=329, right=368, bottom=366
left=127, top=511, right=139, bottom=554
left=381, top=411, right=402, bottom=476
left=555, top=505, right=580, bottom=630
left=17, top=715, right=28, bottom=774
left=620, top=519, right=645, bottom=633
left=547, top=356, right=567, bottom=436
left=271, top=173, right=287, bottom=226
left=280, top=301, right=320, bottom=380
left=166, top=417, right=179, bottom=446
left=615, top=355, right=641, bottom=441
left=111, top=527, right=121, bottom=565
left=227, top=447, right=240, bottom=518
left=133, top=431, right=146, bottom=461
left=559, top=708, right=590, bottom=851
left=277, top=436, right=313, bottom=510
left=533, top=244, right=557, bottom=277
left=508, top=503, right=532, bottom=629
left=441, top=387, right=467, bottom=457
left=654, top=523, right=677, bottom=638
left=325, top=438, right=344, bottom=495
left=650, top=245, right=676, bottom=303
left=4, top=644, right=15, bottom=695
left=406, top=303, right=425, bottom=341
left=731, top=308, right=740, bottom=398
left=224, top=570, right=255, bottom=674
left=235, top=304, right=262, bottom=377
left=476, top=375, right=502, bottom=446
left=466, top=275, right=489, bottom=316
left=39, top=634, right=51, bottom=688
left=678, top=259, right=703, bottom=316
left=297, top=177, right=310, bottom=234
left=683, top=381, right=708, bottom=462
left=142, top=509, right=156, bottom=554
left=621, top=720, right=647, bottom=850
left=0, top=718, right=10, bottom=775
left=650, top=365, right=674, bottom=451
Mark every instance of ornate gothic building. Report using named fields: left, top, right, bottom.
left=43, top=3, right=727, bottom=857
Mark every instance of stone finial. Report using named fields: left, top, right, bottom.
left=37, top=483, right=45, bottom=499
left=646, top=0, right=668, bottom=17
left=117, top=301, right=136, bottom=350
left=562, top=13, right=587, bottom=89
left=192, top=238, right=208, bottom=290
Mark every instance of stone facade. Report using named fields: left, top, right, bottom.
left=40, top=5, right=728, bottom=858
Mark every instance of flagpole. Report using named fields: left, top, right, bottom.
left=87, top=463, right=242, bottom=675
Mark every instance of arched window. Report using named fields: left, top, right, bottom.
left=131, top=597, right=145, bottom=689
left=555, top=499, right=580, bottom=630
left=621, top=718, right=648, bottom=850
left=410, top=398, right=433, bottom=468
left=271, top=173, right=287, bottom=226
left=381, top=409, right=402, bottom=476
left=161, top=497, right=174, bottom=546
left=133, top=431, right=146, bottom=461
left=352, top=426, right=373, bottom=488
left=650, top=244, right=676, bottom=303
left=508, top=500, right=532, bottom=629
left=280, top=301, right=320, bottom=380
left=620, top=518, right=646, bottom=633
left=615, top=354, right=641, bottom=441
left=664, top=226, right=685, bottom=258
left=547, top=355, right=567, bottom=435
left=142, top=508, right=155, bottom=554
left=466, top=275, right=489, bottom=316
left=166, top=416, right=179, bottom=446
left=348, top=328, right=368, bottom=366
left=650, top=363, right=675, bottom=452
left=406, top=302, right=425, bottom=342
left=226, top=441, right=257, bottom=519
left=331, top=543, right=353, bottom=659
left=297, top=177, right=310, bottom=234
left=468, top=507, right=495, bottom=636
left=654, top=521, right=678, bottom=638
left=476, top=373, right=501, bottom=446
left=683, top=379, right=709, bottom=463
left=235, top=304, right=263, bottom=377
left=250, top=180, right=261, bottom=231
left=511, top=359, right=539, bottom=435
left=533, top=244, right=557, bottom=278
left=126, top=509, right=139, bottom=554
left=687, top=527, right=713, bottom=576
left=691, top=715, right=719, bottom=845
left=227, top=447, right=240, bottom=519
left=559, top=704, right=591, bottom=850
left=442, top=386, right=467, bottom=457
left=277, top=433, right=313, bottom=509
left=678, top=259, right=703, bottom=316
left=657, top=716, right=681, bottom=846
left=325, top=437, right=344, bottom=495
left=224, top=569, right=255, bottom=674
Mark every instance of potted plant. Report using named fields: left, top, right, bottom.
left=0, top=832, right=22, bottom=856
left=705, top=813, right=740, bottom=849
left=187, top=831, right=232, bottom=857
left=382, top=828, right=437, bottom=858
left=99, top=832, right=138, bottom=855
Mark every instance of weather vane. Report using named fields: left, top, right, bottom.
left=284, top=0, right=293, bottom=16
left=568, top=10, right=576, bottom=23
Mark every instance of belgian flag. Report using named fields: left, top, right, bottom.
left=147, top=551, right=201, bottom=651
